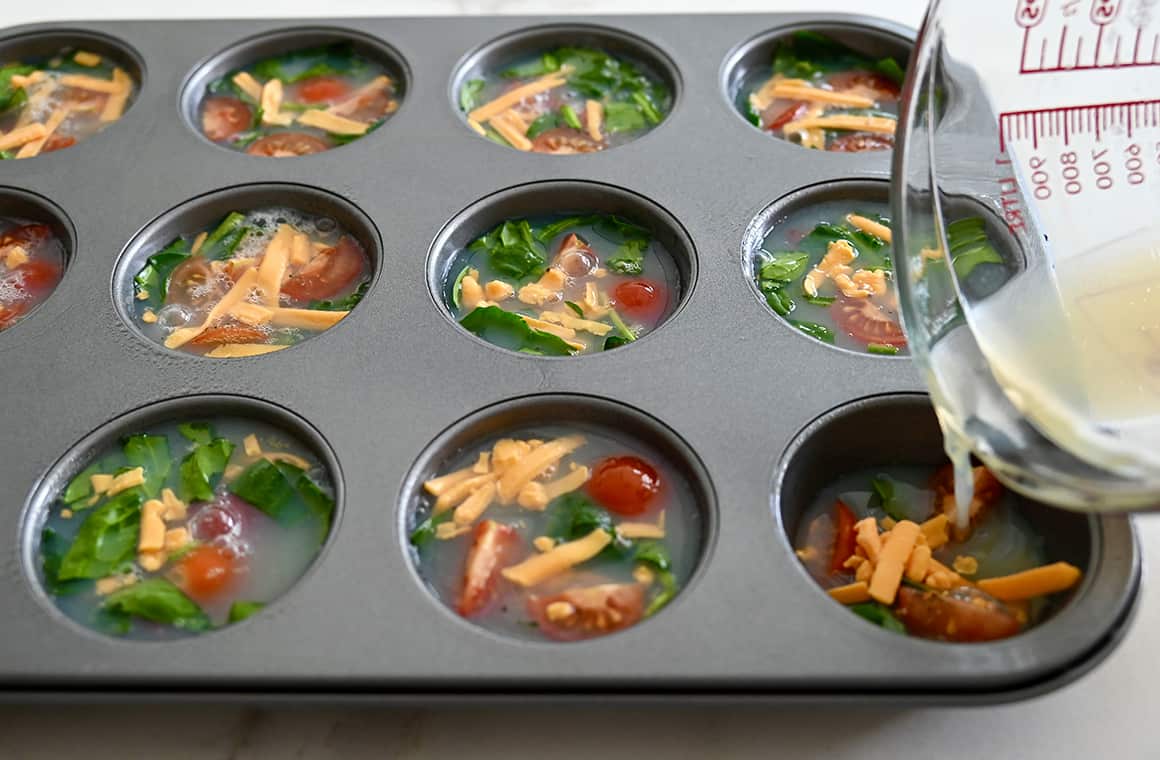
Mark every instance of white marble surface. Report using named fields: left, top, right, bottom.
left=2, top=1, right=1159, bottom=758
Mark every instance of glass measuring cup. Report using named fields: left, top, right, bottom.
left=893, top=0, right=1160, bottom=511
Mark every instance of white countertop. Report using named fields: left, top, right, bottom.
left=2, top=1, right=1158, bottom=758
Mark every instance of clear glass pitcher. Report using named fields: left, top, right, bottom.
left=893, top=0, right=1160, bottom=511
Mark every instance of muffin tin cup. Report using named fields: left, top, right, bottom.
left=0, top=13, right=1139, bottom=702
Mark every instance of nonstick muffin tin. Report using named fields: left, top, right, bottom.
left=0, top=13, right=1139, bottom=702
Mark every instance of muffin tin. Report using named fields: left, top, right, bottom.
left=0, top=13, right=1139, bottom=702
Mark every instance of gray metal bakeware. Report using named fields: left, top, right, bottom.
left=0, top=13, right=1139, bottom=703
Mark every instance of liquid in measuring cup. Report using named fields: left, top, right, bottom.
left=895, top=0, right=1160, bottom=520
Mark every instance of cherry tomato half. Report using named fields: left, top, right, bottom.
left=763, top=99, right=809, bottom=130
left=528, top=582, right=645, bottom=641
left=531, top=127, right=604, bottom=155
left=245, top=131, right=330, bottom=158
left=12, top=260, right=61, bottom=292
left=201, top=96, right=253, bottom=143
left=296, top=76, right=352, bottom=104
left=828, top=71, right=902, bottom=101
left=894, top=586, right=1021, bottom=642
left=831, top=296, right=907, bottom=347
left=830, top=500, right=858, bottom=575
left=827, top=132, right=895, bottom=153
left=42, top=134, right=76, bottom=153
left=280, top=235, right=367, bottom=302
left=189, top=324, right=268, bottom=347
left=613, top=280, right=666, bottom=323
left=176, top=545, right=240, bottom=602
left=457, top=520, right=521, bottom=617
left=586, top=456, right=661, bottom=516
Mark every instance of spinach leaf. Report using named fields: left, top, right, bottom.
left=631, top=91, right=663, bottom=124
left=58, top=489, right=143, bottom=581
left=200, top=212, right=250, bottom=261
left=102, top=579, right=211, bottom=632
left=133, top=238, right=191, bottom=306
left=559, top=103, right=583, bottom=130
left=41, top=528, right=87, bottom=596
left=867, top=343, right=899, bottom=356
left=410, top=510, right=452, bottom=548
left=450, top=266, right=470, bottom=309
left=850, top=601, right=906, bottom=634
left=789, top=319, right=834, bottom=343
left=546, top=493, right=632, bottom=559
left=0, top=64, right=35, bottom=113
left=229, top=459, right=294, bottom=518
left=744, top=96, right=761, bottom=126
left=459, top=305, right=576, bottom=356
left=526, top=112, right=558, bottom=139
left=228, top=600, right=265, bottom=624
left=178, top=422, right=214, bottom=445
left=634, top=540, right=672, bottom=571
left=765, top=288, right=794, bottom=316
left=875, top=57, right=906, bottom=85
left=772, top=31, right=880, bottom=80
left=802, top=293, right=836, bottom=307
left=250, top=44, right=367, bottom=84
left=534, top=214, right=601, bottom=243
left=592, top=215, right=651, bottom=245
left=869, top=475, right=907, bottom=520
left=0, top=150, right=14, bottom=160
left=459, top=78, right=486, bottom=112
left=501, top=58, right=554, bottom=79
left=123, top=434, right=170, bottom=498
left=645, top=570, right=678, bottom=617
left=759, top=251, right=810, bottom=283
left=603, top=335, right=631, bottom=351
left=607, top=309, right=636, bottom=343
left=62, top=463, right=101, bottom=505
left=310, top=281, right=369, bottom=311
left=229, top=459, right=334, bottom=536
left=468, top=220, right=548, bottom=280
left=603, top=101, right=646, bottom=133
left=799, top=221, right=891, bottom=271
left=606, top=239, right=647, bottom=275
left=207, top=76, right=244, bottom=99
left=178, top=438, right=234, bottom=503
left=947, top=217, right=1003, bottom=279
left=564, top=301, right=584, bottom=317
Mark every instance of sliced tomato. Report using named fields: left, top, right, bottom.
left=280, top=235, right=367, bottom=302
left=931, top=463, right=1004, bottom=527
left=528, top=582, right=646, bottom=641
left=457, top=520, right=521, bottom=617
left=245, top=131, right=330, bottom=157
left=0, top=224, right=53, bottom=252
left=0, top=302, right=26, bottom=329
left=894, top=586, right=1022, bottom=642
left=613, top=280, right=666, bottom=323
left=165, top=256, right=226, bottom=309
left=827, top=132, right=895, bottom=153
left=175, top=545, right=241, bottom=603
left=762, top=99, right=809, bottom=130
left=201, top=96, right=253, bottom=142
left=531, top=127, right=604, bottom=155
left=553, top=233, right=597, bottom=277
left=13, top=260, right=61, bottom=291
left=42, top=134, right=77, bottom=153
left=831, top=296, right=907, bottom=347
left=828, top=71, right=902, bottom=101
left=296, top=76, right=352, bottom=104
left=586, top=455, right=662, bottom=516
left=189, top=324, right=268, bottom=347
left=830, top=500, right=858, bottom=574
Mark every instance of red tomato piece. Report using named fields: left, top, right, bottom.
left=280, top=235, right=367, bottom=302
left=175, top=545, right=240, bottom=602
left=763, top=99, right=809, bottom=130
left=457, top=520, right=521, bottom=617
left=831, top=296, right=907, bottom=347
left=528, top=583, right=645, bottom=641
left=894, top=586, right=1022, bottom=642
left=296, top=76, right=352, bottom=104
left=827, top=133, right=895, bottom=152
left=42, top=134, right=77, bottom=153
left=14, top=260, right=61, bottom=291
left=612, top=280, right=666, bottom=323
left=530, top=127, right=604, bottom=154
left=245, top=131, right=331, bottom=157
left=830, top=500, right=858, bottom=574
left=201, top=96, right=253, bottom=142
left=586, top=456, right=662, bottom=516
left=189, top=324, right=268, bottom=347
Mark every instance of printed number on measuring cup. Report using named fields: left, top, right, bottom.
left=1124, top=144, right=1146, bottom=186
left=1059, top=152, right=1083, bottom=195
left=1028, top=156, right=1052, bottom=200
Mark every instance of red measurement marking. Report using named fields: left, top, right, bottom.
left=1095, top=25, right=1105, bottom=62
left=1059, top=26, right=1069, bottom=67
left=998, top=100, right=1160, bottom=151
